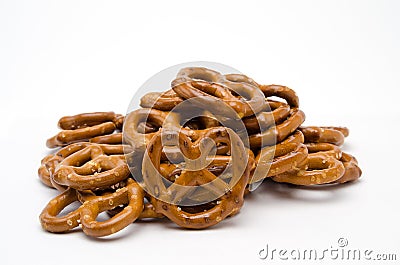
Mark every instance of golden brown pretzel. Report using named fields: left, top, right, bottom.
left=79, top=179, right=144, bottom=237
left=39, top=188, right=82, bottom=233
left=250, top=131, right=308, bottom=184
left=46, top=112, right=124, bottom=148
left=272, top=153, right=345, bottom=185
left=320, top=126, right=349, bottom=137
left=141, top=128, right=251, bottom=229
left=172, top=67, right=266, bottom=117
left=38, top=142, right=92, bottom=191
left=334, top=152, right=362, bottom=184
left=140, top=89, right=184, bottom=111
left=249, top=108, right=305, bottom=149
left=58, top=112, right=124, bottom=130
left=300, top=126, right=347, bottom=146
left=172, top=79, right=265, bottom=118
left=38, top=155, right=63, bottom=189
left=243, top=100, right=291, bottom=133
left=305, top=142, right=342, bottom=160
left=258, top=84, right=299, bottom=108
left=123, top=108, right=230, bottom=157
left=40, top=179, right=147, bottom=237
left=90, top=133, right=123, bottom=145
left=52, top=144, right=130, bottom=190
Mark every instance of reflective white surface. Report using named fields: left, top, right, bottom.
left=1, top=1, right=399, bottom=264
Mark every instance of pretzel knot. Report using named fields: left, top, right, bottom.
left=250, top=130, right=307, bottom=184
left=300, top=126, right=348, bottom=146
left=38, top=142, right=92, bottom=191
left=46, top=112, right=124, bottom=148
left=171, top=67, right=266, bottom=118
left=272, top=153, right=346, bottom=185
left=39, top=179, right=145, bottom=237
left=140, top=89, right=184, bottom=111
left=139, top=127, right=252, bottom=229
left=248, top=108, right=305, bottom=149
left=52, top=143, right=130, bottom=190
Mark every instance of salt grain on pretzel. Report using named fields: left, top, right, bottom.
left=140, top=89, right=184, bottom=111
left=248, top=108, right=305, bottom=149
left=46, top=112, right=124, bottom=148
left=272, top=153, right=346, bottom=185
left=79, top=179, right=144, bottom=237
left=52, top=144, right=130, bottom=191
left=39, top=188, right=83, bottom=233
left=300, top=126, right=347, bottom=146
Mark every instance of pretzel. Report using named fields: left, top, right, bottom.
left=90, top=133, right=123, bottom=145
left=258, top=84, right=299, bottom=108
left=46, top=112, right=124, bottom=148
left=40, top=188, right=83, bottom=233
left=123, top=108, right=231, bottom=159
left=38, top=66, right=363, bottom=236
left=334, top=152, right=362, bottom=184
left=141, top=127, right=252, bottom=228
left=320, top=126, right=349, bottom=137
left=79, top=179, right=144, bottom=237
left=140, top=89, right=184, bottom=111
left=58, top=112, right=124, bottom=130
left=249, top=108, right=305, bottom=149
left=300, top=126, right=347, bottom=146
left=40, top=179, right=146, bottom=237
left=38, top=142, right=93, bottom=191
left=150, top=157, right=253, bottom=228
left=250, top=137, right=308, bottom=183
left=305, top=143, right=342, bottom=160
left=172, top=67, right=266, bottom=118
left=272, top=153, right=345, bottom=185
left=38, top=155, right=63, bottom=188
left=243, top=100, right=291, bottom=133
left=52, top=144, right=130, bottom=191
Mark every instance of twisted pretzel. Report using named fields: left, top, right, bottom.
left=47, top=112, right=124, bottom=148
left=140, top=89, right=184, bottom=111
left=250, top=131, right=308, bottom=183
left=334, top=152, right=362, bottom=184
left=141, top=128, right=251, bottom=228
left=272, top=153, right=345, bottom=185
left=243, top=100, right=291, bottom=133
left=258, top=84, right=299, bottom=108
left=39, top=188, right=82, bottom=233
left=40, top=179, right=146, bottom=237
left=52, top=144, right=130, bottom=190
left=90, top=133, right=123, bottom=145
left=249, top=108, right=305, bottom=149
left=300, top=126, right=347, bottom=146
left=172, top=67, right=265, bottom=118
left=38, top=142, right=93, bottom=191
left=124, top=108, right=230, bottom=156
left=305, top=142, right=342, bottom=160
left=78, top=179, right=144, bottom=237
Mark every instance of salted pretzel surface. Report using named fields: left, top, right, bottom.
left=38, top=66, right=362, bottom=237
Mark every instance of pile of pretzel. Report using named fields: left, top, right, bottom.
left=38, top=67, right=361, bottom=237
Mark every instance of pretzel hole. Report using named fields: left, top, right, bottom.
left=137, top=122, right=158, bottom=134
left=187, top=73, right=215, bottom=82
left=58, top=201, right=82, bottom=217
left=95, top=211, right=112, bottom=222
left=181, top=116, right=219, bottom=130
left=179, top=200, right=218, bottom=214
left=230, top=89, right=252, bottom=101
left=266, top=96, right=287, bottom=104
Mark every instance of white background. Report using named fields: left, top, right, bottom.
left=1, top=1, right=399, bottom=264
